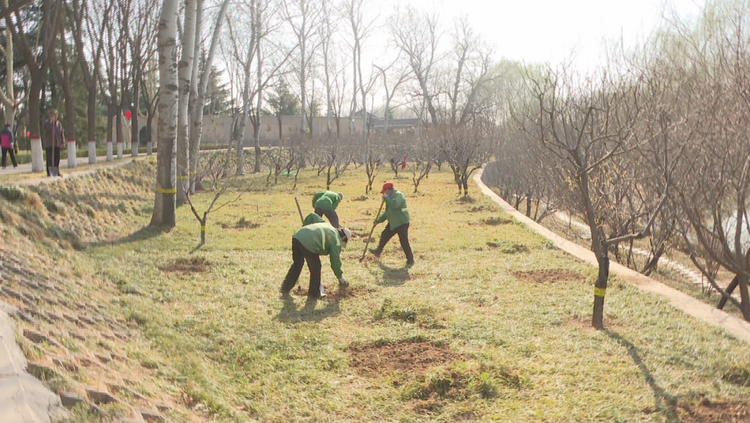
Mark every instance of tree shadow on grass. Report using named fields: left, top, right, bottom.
left=275, top=294, right=340, bottom=323
left=605, top=330, right=679, bottom=420
left=368, top=261, right=410, bottom=287
left=84, top=225, right=167, bottom=248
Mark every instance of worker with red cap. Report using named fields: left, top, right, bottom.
left=369, top=181, right=414, bottom=266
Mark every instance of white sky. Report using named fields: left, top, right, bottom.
left=371, top=0, right=706, bottom=71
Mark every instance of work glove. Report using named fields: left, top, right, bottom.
left=338, top=276, right=349, bottom=287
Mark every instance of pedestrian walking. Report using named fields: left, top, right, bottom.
left=312, top=190, right=344, bottom=228
left=42, top=110, right=64, bottom=177
left=0, top=123, right=17, bottom=169
left=281, top=213, right=351, bottom=299
left=369, top=182, right=414, bottom=266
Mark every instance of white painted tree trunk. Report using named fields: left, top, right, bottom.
left=177, top=0, right=197, bottom=203
left=117, top=141, right=123, bottom=159
left=88, top=140, right=96, bottom=163
left=151, top=0, right=179, bottom=227
left=106, top=141, right=113, bottom=161
left=30, top=138, right=43, bottom=172
left=67, top=139, right=76, bottom=168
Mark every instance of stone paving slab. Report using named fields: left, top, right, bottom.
left=474, top=169, right=750, bottom=344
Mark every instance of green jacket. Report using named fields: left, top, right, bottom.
left=377, top=189, right=410, bottom=230
left=303, top=213, right=325, bottom=226
left=293, top=222, right=344, bottom=277
left=312, top=191, right=341, bottom=211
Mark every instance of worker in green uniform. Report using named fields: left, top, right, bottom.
left=312, top=191, right=344, bottom=228
left=281, top=213, right=351, bottom=299
left=369, top=182, right=414, bottom=266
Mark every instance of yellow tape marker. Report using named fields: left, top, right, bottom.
left=201, top=226, right=206, bottom=231
left=594, top=287, right=606, bottom=298
left=190, top=171, right=197, bottom=175
left=156, top=187, right=176, bottom=194
left=176, top=175, right=190, bottom=180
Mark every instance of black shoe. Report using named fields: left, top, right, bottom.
left=369, top=248, right=381, bottom=257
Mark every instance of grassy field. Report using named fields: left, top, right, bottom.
left=4, top=161, right=750, bottom=422
left=79, top=165, right=750, bottom=422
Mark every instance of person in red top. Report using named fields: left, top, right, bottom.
left=0, top=123, right=17, bottom=168
left=42, top=110, right=64, bottom=177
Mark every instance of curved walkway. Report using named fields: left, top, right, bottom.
left=474, top=169, right=750, bottom=344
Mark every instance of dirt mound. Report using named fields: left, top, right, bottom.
left=513, top=269, right=582, bottom=283
left=159, top=257, right=210, bottom=273
left=220, top=217, right=260, bottom=230
left=291, top=284, right=367, bottom=301
left=677, top=395, right=750, bottom=423
left=347, top=341, right=463, bottom=376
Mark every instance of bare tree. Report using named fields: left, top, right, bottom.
left=186, top=151, right=245, bottom=246
left=389, top=6, right=441, bottom=126
left=4, top=0, right=64, bottom=171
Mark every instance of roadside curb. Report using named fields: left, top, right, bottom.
left=474, top=167, right=750, bottom=344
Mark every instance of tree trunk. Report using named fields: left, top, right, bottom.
left=131, top=66, right=141, bottom=157
left=151, top=0, right=179, bottom=228
left=592, top=255, right=610, bottom=330
left=718, top=276, right=739, bottom=310
left=177, top=0, right=197, bottom=203
left=106, top=102, right=114, bottom=161
left=62, top=83, right=76, bottom=168
left=27, top=80, right=44, bottom=172
left=87, top=79, right=97, bottom=163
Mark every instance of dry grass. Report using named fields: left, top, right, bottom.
left=5, top=162, right=750, bottom=422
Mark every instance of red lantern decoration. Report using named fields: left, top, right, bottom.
left=26, top=131, right=30, bottom=137
left=125, top=110, right=132, bottom=119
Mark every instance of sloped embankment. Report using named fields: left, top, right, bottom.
left=0, top=161, right=195, bottom=422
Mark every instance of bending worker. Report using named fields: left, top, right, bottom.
left=369, top=182, right=414, bottom=266
left=312, top=190, right=344, bottom=228
left=281, top=213, right=351, bottom=299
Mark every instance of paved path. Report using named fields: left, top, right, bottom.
left=474, top=169, right=750, bottom=344
left=0, top=154, right=150, bottom=186
left=553, top=210, right=711, bottom=293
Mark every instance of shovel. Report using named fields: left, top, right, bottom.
left=360, top=199, right=385, bottom=262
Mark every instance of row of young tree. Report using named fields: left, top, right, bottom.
left=150, top=0, right=503, bottom=226
left=492, top=0, right=750, bottom=328
left=252, top=127, right=492, bottom=196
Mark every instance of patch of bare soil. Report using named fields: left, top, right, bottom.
left=473, top=217, right=513, bottom=226
left=347, top=341, right=463, bottom=376
left=325, top=285, right=370, bottom=302
left=221, top=217, right=260, bottom=230
left=513, top=269, right=582, bottom=283
left=358, top=255, right=378, bottom=263
left=486, top=241, right=530, bottom=253
left=563, top=316, right=625, bottom=332
left=291, top=285, right=369, bottom=302
left=677, top=395, right=750, bottom=423
left=159, top=257, right=210, bottom=274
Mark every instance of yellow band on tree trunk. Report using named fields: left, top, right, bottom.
left=594, top=287, right=606, bottom=298
left=156, top=187, right=176, bottom=194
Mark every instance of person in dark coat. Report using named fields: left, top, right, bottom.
left=0, top=123, right=17, bottom=168
left=42, top=110, right=64, bottom=177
